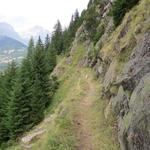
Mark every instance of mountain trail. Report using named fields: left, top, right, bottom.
left=75, top=75, right=96, bottom=150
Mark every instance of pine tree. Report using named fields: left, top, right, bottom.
left=51, top=20, right=63, bottom=54
left=46, top=43, right=57, bottom=73
left=27, top=37, right=35, bottom=58
left=31, top=37, right=50, bottom=124
left=68, top=9, right=80, bottom=38
left=45, top=34, right=50, bottom=51
left=0, top=62, right=18, bottom=142
left=0, top=74, right=9, bottom=143
left=61, top=9, right=83, bottom=54
left=84, top=5, right=99, bottom=39
left=112, top=0, right=140, bottom=26
left=62, top=28, right=71, bottom=53
left=8, top=58, right=34, bottom=139
left=8, top=74, right=27, bottom=138
left=7, top=37, right=36, bottom=138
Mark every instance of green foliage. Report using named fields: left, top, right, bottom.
left=0, top=5, right=84, bottom=148
left=62, top=28, right=71, bottom=53
left=112, top=0, right=140, bottom=26
left=62, top=9, right=83, bottom=54
left=88, top=0, right=104, bottom=8
left=93, top=23, right=105, bottom=44
left=0, top=62, right=18, bottom=143
left=27, top=38, right=35, bottom=58
left=51, top=20, right=63, bottom=55
left=49, top=9, right=84, bottom=55
left=84, top=5, right=99, bottom=40
left=45, top=34, right=50, bottom=51
left=46, top=44, right=57, bottom=73
left=8, top=58, right=33, bottom=139
left=84, top=1, right=105, bottom=42
left=30, top=37, right=50, bottom=124
left=115, top=34, right=136, bottom=74
left=0, top=36, right=58, bottom=147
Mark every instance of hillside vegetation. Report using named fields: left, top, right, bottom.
left=0, top=0, right=150, bottom=150
left=7, top=44, right=119, bottom=150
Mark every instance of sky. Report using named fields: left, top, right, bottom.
left=0, top=0, right=89, bottom=32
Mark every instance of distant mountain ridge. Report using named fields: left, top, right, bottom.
left=0, top=35, right=26, bottom=50
left=0, top=22, right=50, bottom=70
left=0, top=22, right=25, bottom=44
left=20, top=26, right=50, bottom=43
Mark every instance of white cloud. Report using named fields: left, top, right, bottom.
left=0, top=0, right=89, bottom=32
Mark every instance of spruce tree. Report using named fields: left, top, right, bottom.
left=46, top=43, right=57, bottom=73
left=62, top=28, right=71, bottom=53
left=27, top=37, right=35, bottom=58
left=8, top=58, right=34, bottom=139
left=45, top=34, right=50, bottom=51
left=0, top=62, right=18, bottom=142
left=31, top=37, right=50, bottom=124
left=0, top=74, right=9, bottom=143
left=112, top=0, right=140, bottom=26
left=51, top=20, right=63, bottom=54
left=8, top=73, right=27, bottom=138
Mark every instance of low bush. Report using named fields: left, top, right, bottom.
left=112, top=0, right=140, bottom=26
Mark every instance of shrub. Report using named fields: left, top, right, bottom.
left=93, top=23, right=105, bottom=44
left=112, top=0, right=140, bottom=26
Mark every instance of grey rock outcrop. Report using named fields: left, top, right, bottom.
left=123, top=73, right=150, bottom=150
left=117, top=30, right=150, bottom=91
left=112, top=86, right=129, bottom=117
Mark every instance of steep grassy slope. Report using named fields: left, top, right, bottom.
left=7, top=44, right=119, bottom=150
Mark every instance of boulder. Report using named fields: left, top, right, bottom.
left=112, top=86, right=129, bottom=117
left=117, top=30, right=150, bottom=91
left=118, top=117, right=128, bottom=150
left=121, top=73, right=150, bottom=150
left=103, top=60, right=117, bottom=90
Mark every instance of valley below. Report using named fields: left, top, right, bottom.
left=0, top=48, right=27, bottom=70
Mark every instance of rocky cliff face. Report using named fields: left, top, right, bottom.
left=69, top=0, right=150, bottom=149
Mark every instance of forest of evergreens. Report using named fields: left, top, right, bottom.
left=0, top=9, right=83, bottom=147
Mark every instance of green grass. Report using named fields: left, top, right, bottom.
left=6, top=40, right=119, bottom=150
left=101, top=0, right=150, bottom=60
left=115, top=33, right=136, bottom=74
left=83, top=73, right=119, bottom=150
left=90, top=96, right=119, bottom=150
left=7, top=65, right=119, bottom=150
left=71, top=43, right=86, bottom=66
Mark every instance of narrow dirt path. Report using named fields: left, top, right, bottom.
left=75, top=76, right=95, bottom=150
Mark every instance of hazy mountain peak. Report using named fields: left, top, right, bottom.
left=0, top=22, right=14, bottom=31
left=20, top=26, right=50, bottom=43
left=0, top=22, right=24, bottom=43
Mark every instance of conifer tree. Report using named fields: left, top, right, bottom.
left=112, top=0, right=140, bottom=26
left=27, top=37, right=35, bottom=58
left=31, top=37, right=50, bottom=124
left=45, top=34, right=50, bottom=51
left=61, top=9, right=83, bottom=53
left=0, top=62, right=18, bottom=142
left=0, top=74, right=9, bottom=143
left=8, top=72, right=28, bottom=138
left=68, top=9, right=80, bottom=39
left=62, top=28, right=71, bottom=53
left=46, top=43, right=57, bottom=73
left=8, top=58, right=34, bottom=139
left=7, top=38, right=35, bottom=139
left=51, top=20, right=63, bottom=54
